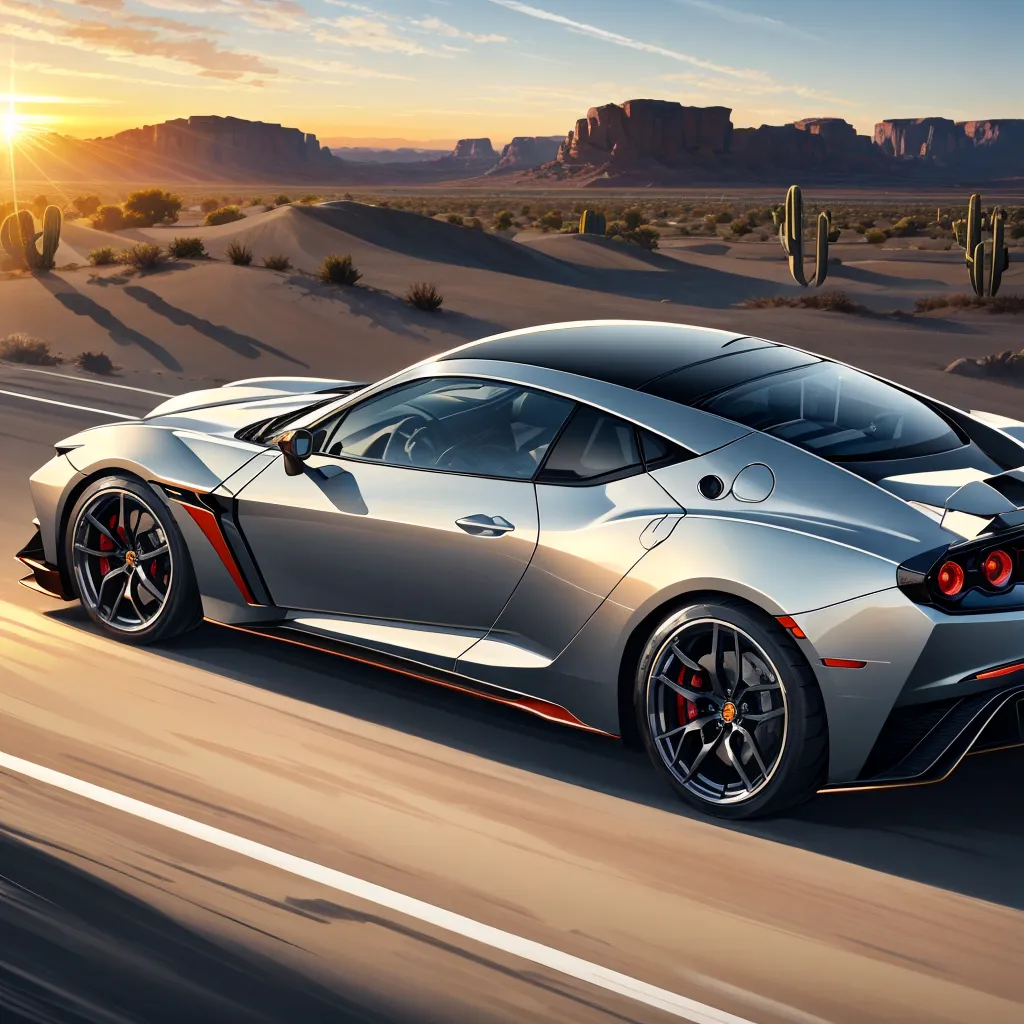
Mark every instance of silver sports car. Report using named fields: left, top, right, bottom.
left=17, top=321, right=1024, bottom=818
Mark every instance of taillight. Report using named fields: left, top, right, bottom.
left=982, top=549, right=1014, bottom=588
left=936, top=560, right=965, bottom=597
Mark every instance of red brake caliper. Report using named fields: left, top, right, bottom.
left=675, top=666, right=703, bottom=722
left=97, top=513, right=127, bottom=576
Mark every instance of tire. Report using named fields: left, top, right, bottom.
left=65, top=475, right=202, bottom=644
left=634, top=597, right=827, bottom=819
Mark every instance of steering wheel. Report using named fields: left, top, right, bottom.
left=382, top=414, right=438, bottom=467
left=435, top=442, right=523, bottom=476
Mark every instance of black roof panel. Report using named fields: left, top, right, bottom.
left=641, top=346, right=820, bottom=405
left=440, top=323, right=773, bottom=389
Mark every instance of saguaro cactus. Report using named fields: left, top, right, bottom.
left=952, top=193, right=1009, bottom=297
left=578, top=209, right=606, bottom=235
left=0, top=205, right=62, bottom=271
left=772, top=185, right=830, bottom=288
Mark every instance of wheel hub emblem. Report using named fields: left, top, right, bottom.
left=125, top=550, right=138, bottom=568
left=721, top=701, right=737, bottom=723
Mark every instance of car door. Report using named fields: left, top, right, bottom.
left=459, top=405, right=688, bottom=672
left=234, top=376, right=574, bottom=634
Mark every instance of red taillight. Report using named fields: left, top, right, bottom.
left=982, top=549, right=1013, bottom=588
left=936, top=560, right=965, bottom=597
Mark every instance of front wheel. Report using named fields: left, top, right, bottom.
left=635, top=598, right=828, bottom=819
left=65, top=476, right=202, bottom=644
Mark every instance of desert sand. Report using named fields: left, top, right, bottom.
left=3, top=201, right=1023, bottom=417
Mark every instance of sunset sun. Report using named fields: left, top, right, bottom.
left=3, top=110, right=22, bottom=143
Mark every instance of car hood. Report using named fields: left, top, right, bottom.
left=141, top=377, right=364, bottom=434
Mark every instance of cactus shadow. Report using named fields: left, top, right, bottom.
left=33, top=274, right=183, bottom=371
left=121, top=286, right=308, bottom=366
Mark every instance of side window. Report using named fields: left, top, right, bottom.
left=312, top=377, right=573, bottom=480
left=537, top=405, right=643, bottom=485
left=637, top=428, right=694, bottom=470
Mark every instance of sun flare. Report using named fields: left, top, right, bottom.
left=3, top=111, right=22, bottom=143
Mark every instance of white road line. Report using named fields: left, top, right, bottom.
left=0, top=389, right=136, bottom=420
left=5, top=367, right=173, bottom=397
left=0, top=751, right=755, bottom=1024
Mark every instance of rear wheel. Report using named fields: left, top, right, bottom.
left=66, top=476, right=202, bottom=644
left=635, top=598, right=827, bottom=819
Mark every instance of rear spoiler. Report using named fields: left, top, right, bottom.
left=944, top=470, right=1024, bottom=538
left=970, top=409, right=1024, bottom=444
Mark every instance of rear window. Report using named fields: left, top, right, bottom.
left=698, top=362, right=963, bottom=462
left=538, top=406, right=643, bottom=484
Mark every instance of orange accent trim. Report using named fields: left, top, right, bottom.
left=776, top=615, right=806, bottom=639
left=181, top=504, right=257, bottom=605
left=210, top=619, right=617, bottom=738
left=822, top=658, right=867, bottom=669
left=976, top=660, right=1024, bottom=680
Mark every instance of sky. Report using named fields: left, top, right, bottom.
left=3, top=0, right=1024, bottom=147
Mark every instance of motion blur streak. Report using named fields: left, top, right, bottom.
left=0, top=749, right=757, bottom=1024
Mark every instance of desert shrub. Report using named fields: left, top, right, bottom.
left=274, top=194, right=291, bottom=206
left=730, top=218, right=752, bottom=236
left=118, top=242, right=164, bottom=270
left=30, top=194, right=48, bottom=218
left=915, top=293, right=1024, bottom=314
left=318, top=253, right=361, bottom=286
left=199, top=197, right=221, bottom=213
left=248, top=196, right=264, bottom=206
left=1010, top=224, right=1024, bottom=240
left=741, top=291, right=863, bottom=314
left=446, top=213, right=464, bottom=225
left=520, top=204, right=531, bottom=216
left=298, top=194, right=321, bottom=205
left=406, top=281, right=443, bottom=311
left=539, top=210, right=563, bottom=231
left=204, top=205, right=245, bottom=226
left=631, top=225, right=660, bottom=250
left=73, top=194, right=102, bottom=219
left=467, top=217, right=484, bottom=231
left=864, top=228, right=889, bottom=244
left=623, top=207, right=647, bottom=231
left=168, top=236, right=206, bottom=259
left=493, top=209, right=513, bottom=230
left=124, top=188, right=181, bottom=227
left=225, top=241, right=253, bottom=266
left=262, top=253, right=292, bottom=271
left=890, top=216, right=921, bottom=237
left=75, top=351, right=115, bottom=375
left=714, top=210, right=733, bottom=224
left=87, top=247, right=119, bottom=266
left=91, top=205, right=126, bottom=232
left=0, top=333, right=62, bottom=365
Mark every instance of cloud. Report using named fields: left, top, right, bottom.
left=410, top=16, right=507, bottom=44
left=0, top=91, right=119, bottom=103
left=486, top=0, right=768, bottom=79
left=314, top=15, right=432, bottom=55
left=674, top=0, right=820, bottom=41
left=1, top=2, right=276, bottom=83
left=658, top=71, right=853, bottom=107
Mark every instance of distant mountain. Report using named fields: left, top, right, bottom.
left=330, top=147, right=449, bottom=163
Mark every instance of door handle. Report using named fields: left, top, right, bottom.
left=455, top=514, right=515, bottom=537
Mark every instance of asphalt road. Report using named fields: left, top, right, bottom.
left=0, top=364, right=1022, bottom=1024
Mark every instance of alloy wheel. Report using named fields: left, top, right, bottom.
left=646, top=617, right=789, bottom=805
left=72, top=489, right=173, bottom=633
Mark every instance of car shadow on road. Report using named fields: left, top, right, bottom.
left=62, top=613, right=1020, bottom=913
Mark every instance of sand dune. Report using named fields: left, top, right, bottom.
left=3, top=201, right=1024, bottom=420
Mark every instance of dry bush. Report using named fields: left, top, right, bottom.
left=75, top=351, right=116, bottom=375
left=947, top=349, right=1024, bottom=381
left=406, top=281, right=443, bottom=311
left=915, top=293, right=1024, bottom=314
left=741, top=291, right=864, bottom=314
left=168, top=236, right=206, bottom=259
left=318, top=253, right=361, bottom=286
left=262, top=253, right=292, bottom=271
left=72, top=194, right=102, bottom=218
left=199, top=197, right=221, bottom=213
left=205, top=206, right=245, bottom=226
left=91, top=205, right=126, bottom=232
left=118, top=243, right=164, bottom=270
left=0, top=333, right=62, bottom=365
left=274, top=194, right=291, bottom=206
left=124, top=188, right=181, bottom=227
left=88, top=247, right=119, bottom=266
left=224, top=241, right=253, bottom=266
left=864, top=228, right=889, bottom=244
left=446, top=213, right=464, bottom=225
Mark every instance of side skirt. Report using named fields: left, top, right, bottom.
left=210, top=619, right=618, bottom=738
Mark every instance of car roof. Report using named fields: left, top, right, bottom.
left=437, top=320, right=818, bottom=393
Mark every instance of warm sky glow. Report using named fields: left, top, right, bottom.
left=1, top=0, right=1022, bottom=147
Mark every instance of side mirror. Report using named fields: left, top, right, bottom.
left=277, top=428, right=314, bottom=476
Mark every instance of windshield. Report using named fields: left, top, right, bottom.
left=698, top=362, right=963, bottom=462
